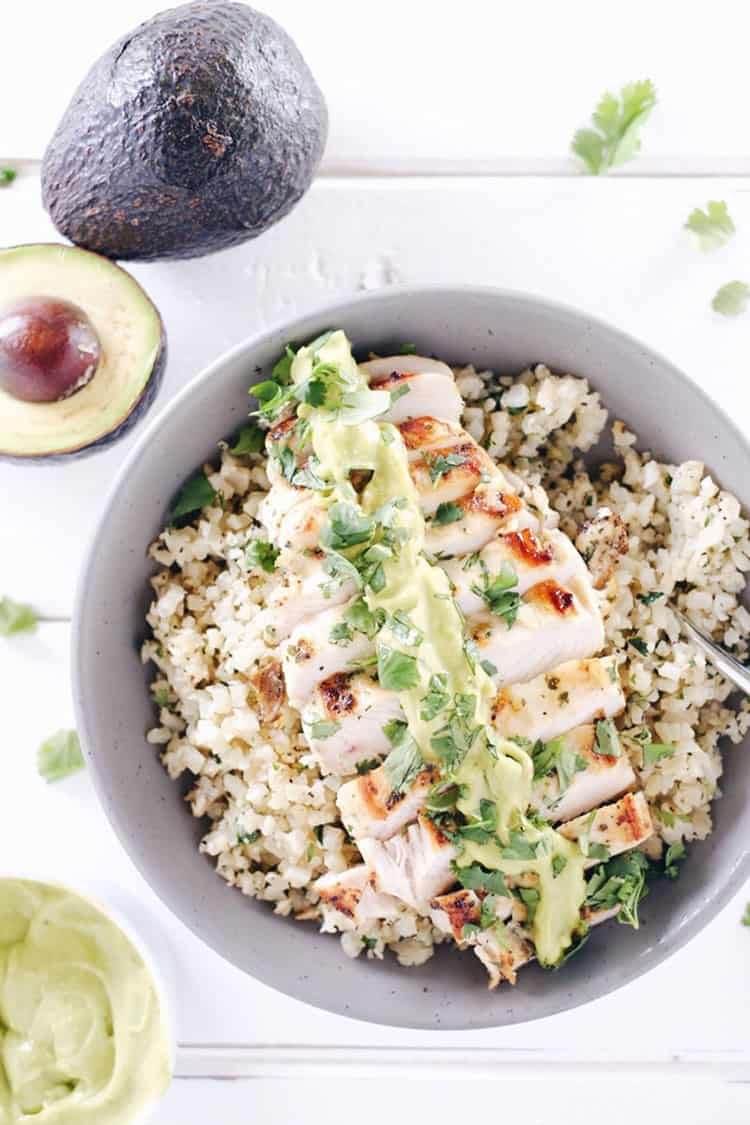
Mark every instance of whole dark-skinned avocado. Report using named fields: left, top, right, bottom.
left=0, top=244, right=166, bottom=462
left=41, top=1, right=328, bottom=261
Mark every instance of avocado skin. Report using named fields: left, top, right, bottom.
left=1, top=335, right=167, bottom=464
left=41, top=1, right=328, bottom=262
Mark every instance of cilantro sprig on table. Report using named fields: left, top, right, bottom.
left=0, top=596, right=37, bottom=636
left=685, top=201, right=735, bottom=251
left=571, top=80, right=657, bottom=175
left=37, top=729, right=85, bottom=783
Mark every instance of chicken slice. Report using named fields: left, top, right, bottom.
left=248, top=658, right=286, bottom=724
left=358, top=815, right=457, bottom=910
left=315, top=865, right=401, bottom=925
left=360, top=356, right=463, bottom=425
left=338, top=764, right=440, bottom=841
left=251, top=549, right=359, bottom=646
left=425, top=483, right=536, bottom=556
left=529, top=723, right=637, bottom=823
left=283, top=603, right=375, bottom=709
left=473, top=924, right=535, bottom=988
left=575, top=507, right=628, bottom=590
left=429, top=888, right=516, bottom=941
left=444, top=527, right=590, bottom=616
left=492, top=656, right=624, bottom=743
left=301, top=673, right=404, bottom=775
left=257, top=476, right=310, bottom=543
left=558, top=792, right=654, bottom=859
left=469, top=576, right=604, bottom=688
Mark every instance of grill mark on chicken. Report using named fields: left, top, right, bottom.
left=525, top=580, right=576, bottom=615
left=317, top=885, right=361, bottom=919
left=249, top=659, right=287, bottom=724
left=319, top=672, right=357, bottom=717
left=397, top=416, right=453, bottom=449
left=429, top=889, right=481, bottom=940
left=504, top=528, right=554, bottom=566
left=267, top=415, right=297, bottom=445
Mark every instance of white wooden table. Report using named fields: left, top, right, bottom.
left=2, top=3, right=750, bottom=1121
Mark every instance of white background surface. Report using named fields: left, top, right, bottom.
left=2, top=1, right=750, bottom=1121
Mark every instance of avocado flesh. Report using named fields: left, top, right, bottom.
left=41, top=1, right=328, bottom=261
left=0, top=244, right=165, bottom=459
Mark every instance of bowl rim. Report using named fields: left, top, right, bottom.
left=73, top=282, right=750, bottom=1028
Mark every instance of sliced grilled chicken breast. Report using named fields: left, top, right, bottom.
left=474, top=925, right=535, bottom=988
left=358, top=815, right=456, bottom=910
left=301, top=673, right=404, bottom=775
left=529, top=723, right=637, bottom=823
left=283, top=603, right=375, bottom=709
left=251, top=549, right=359, bottom=646
left=360, top=356, right=463, bottom=425
left=315, top=865, right=401, bottom=925
left=425, top=484, right=536, bottom=556
left=468, top=576, right=604, bottom=688
left=492, top=657, right=624, bottom=743
left=429, top=888, right=515, bottom=941
left=558, top=791, right=654, bottom=858
left=338, top=764, right=439, bottom=841
left=444, top=527, right=590, bottom=616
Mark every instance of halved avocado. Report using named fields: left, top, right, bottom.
left=0, top=244, right=166, bottom=461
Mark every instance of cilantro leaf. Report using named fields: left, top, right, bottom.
left=586, top=850, right=650, bottom=928
left=229, top=422, right=264, bottom=455
left=308, top=720, right=341, bottom=740
left=329, top=622, right=353, bottom=645
left=642, top=739, right=676, bottom=767
left=0, top=596, right=37, bottom=637
left=474, top=563, right=521, bottom=628
left=532, top=737, right=587, bottom=793
left=387, top=611, right=423, bottom=647
left=685, top=201, right=735, bottom=251
left=237, top=830, right=260, bottom=845
left=433, top=502, right=464, bottom=526
left=355, top=758, right=380, bottom=775
left=420, top=673, right=451, bottom=720
left=37, top=729, right=85, bottom=783
left=399, top=343, right=418, bottom=354
left=552, top=854, right=568, bottom=878
left=377, top=646, right=419, bottom=691
left=594, top=719, right=621, bottom=758
left=272, top=345, right=296, bottom=383
left=454, top=862, right=509, bottom=897
left=382, top=720, right=423, bottom=792
left=664, top=840, right=686, bottom=879
left=742, top=903, right=750, bottom=927
left=571, top=79, right=657, bottom=174
left=426, top=452, right=469, bottom=486
left=322, top=502, right=375, bottom=551
left=712, top=281, right=750, bottom=317
left=628, top=636, right=649, bottom=656
left=519, top=887, right=540, bottom=924
left=636, top=591, right=663, bottom=606
left=500, top=830, right=538, bottom=861
left=169, top=470, right=216, bottom=521
left=244, top=539, right=280, bottom=573
left=0, top=168, right=16, bottom=187
left=344, top=597, right=385, bottom=639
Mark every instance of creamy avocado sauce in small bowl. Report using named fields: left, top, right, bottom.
left=0, top=878, right=172, bottom=1123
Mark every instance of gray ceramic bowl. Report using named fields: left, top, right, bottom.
left=73, top=285, right=750, bottom=1029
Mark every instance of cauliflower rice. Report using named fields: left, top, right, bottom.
left=142, top=361, right=750, bottom=968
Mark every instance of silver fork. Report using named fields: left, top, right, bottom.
left=676, top=610, right=750, bottom=696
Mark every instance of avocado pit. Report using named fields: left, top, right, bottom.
left=0, top=296, right=101, bottom=403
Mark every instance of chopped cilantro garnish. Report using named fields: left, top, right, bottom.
left=426, top=451, right=469, bottom=486
left=642, top=739, right=676, bottom=767
left=664, top=840, right=686, bottom=879
left=377, top=646, right=419, bottom=691
left=344, top=597, right=384, bottom=639
left=628, top=636, right=648, bottom=656
left=244, top=539, right=280, bottom=573
left=321, top=502, right=374, bottom=551
left=37, top=729, right=85, bottom=783
left=399, top=343, right=418, bottom=354
left=461, top=922, right=481, bottom=941
left=355, top=758, right=380, bottom=775
left=585, top=850, right=650, bottom=928
left=551, top=854, right=568, bottom=878
left=532, top=737, right=588, bottom=793
left=168, top=470, right=216, bottom=522
left=712, top=280, right=750, bottom=317
left=420, top=673, right=451, bottom=720
left=433, top=501, right=464, bottom=526
left=571, top=79, right=657, bottom=175
left=454, top=861, right=509, bottom=897
left=500, top=830, right=540, bottom=861
left=308, top=720, right=341, bottom=740
left=388, top=611, right=423, bottom=647
left=0, top=168, right=16, bottom=187
left=518, top=887, right=540, bottom=925
left=237, top=830, right=260, bottom=845
left=0, top=596, right=37, bottom=637
left=480, top=658, right=498, bottom=676
left=329, top=621, right=353, bottom=645
left=593, top=719, right=621, bottom=758
left=636, top=591, right=664, bottom=606
left=229, top=422, right=265, bottom=455
left=153, top=687, right=170, bottom=707
left=382, top=720, right=423, bottom=792
left=473, top=562, right=521, bottom=628
left=685, top=201, right=735, bottom=251
left=742, top=903, right=750, bottom=927
left=362, top=935, right=378, bottom=951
